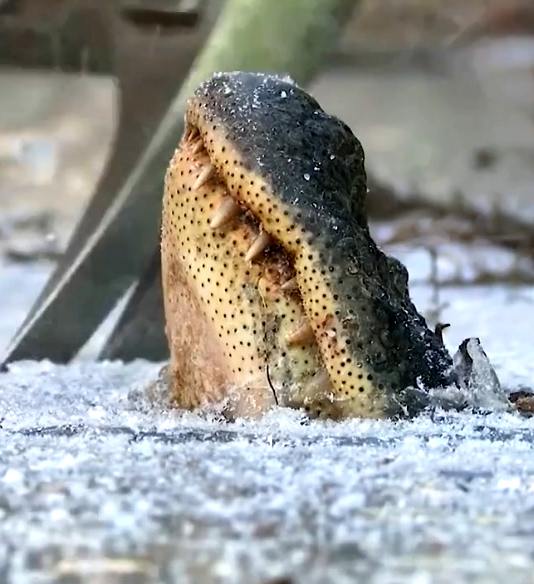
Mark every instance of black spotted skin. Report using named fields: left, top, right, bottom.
left=161, top=72, right=453, bottom=418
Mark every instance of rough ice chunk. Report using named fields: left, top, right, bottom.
left=453, top=337, right=511, bottom=411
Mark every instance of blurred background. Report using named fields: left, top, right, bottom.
left=2, top=3, right=534, bottom=582
left=1, top=0, right=534, bottom=350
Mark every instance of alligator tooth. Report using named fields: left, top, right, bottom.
left=191, top=138, right=204, bottom=154
left=187, top=127, right=199, bottom=142
left=281, top=278, right=297, bottom=291
left=192, top=164, right=214, bottom=191
left=307, top=369, right=331, bottom=395
left=245, top=231, right=271, bottom=262
left=210, top=196, right=241, bottom=228
left=286, top=321, right=315, bottom=346
left=184, top=127, right=194, bottom=142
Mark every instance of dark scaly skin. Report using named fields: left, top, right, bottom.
left=161, top=72, right=453, bottom=419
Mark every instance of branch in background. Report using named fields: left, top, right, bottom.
left=1, top=0, right=361, bottom=366
left=182, top=0, right=357, bottom=91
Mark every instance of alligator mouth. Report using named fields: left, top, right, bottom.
left=160, top=72, right=452, bottom=420
left=161, top=96, right=387, bottom=419
left=162, top=122, right=331, bottom=417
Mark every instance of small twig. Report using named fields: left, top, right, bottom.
left=266, top=364, right=279, bottom=406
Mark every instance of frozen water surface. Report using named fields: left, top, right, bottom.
left=1, top=268, right=534, bottom=582
left=2, top=46, right=534, bottom=582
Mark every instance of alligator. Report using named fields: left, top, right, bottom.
left=160, top=71, right=493, bottom=419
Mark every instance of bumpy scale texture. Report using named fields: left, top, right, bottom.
left=161, top=72, right=452, bottom=419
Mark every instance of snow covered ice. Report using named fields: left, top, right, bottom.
left=1, top=264, right=534, bottom=583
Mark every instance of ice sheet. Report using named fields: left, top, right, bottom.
left=1, top=281, right=534, bottom=583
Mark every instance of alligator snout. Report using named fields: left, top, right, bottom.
left=161, top=72, right=453, bottom=419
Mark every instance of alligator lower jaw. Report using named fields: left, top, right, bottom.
left=160, top=114, right=388, bottom=419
